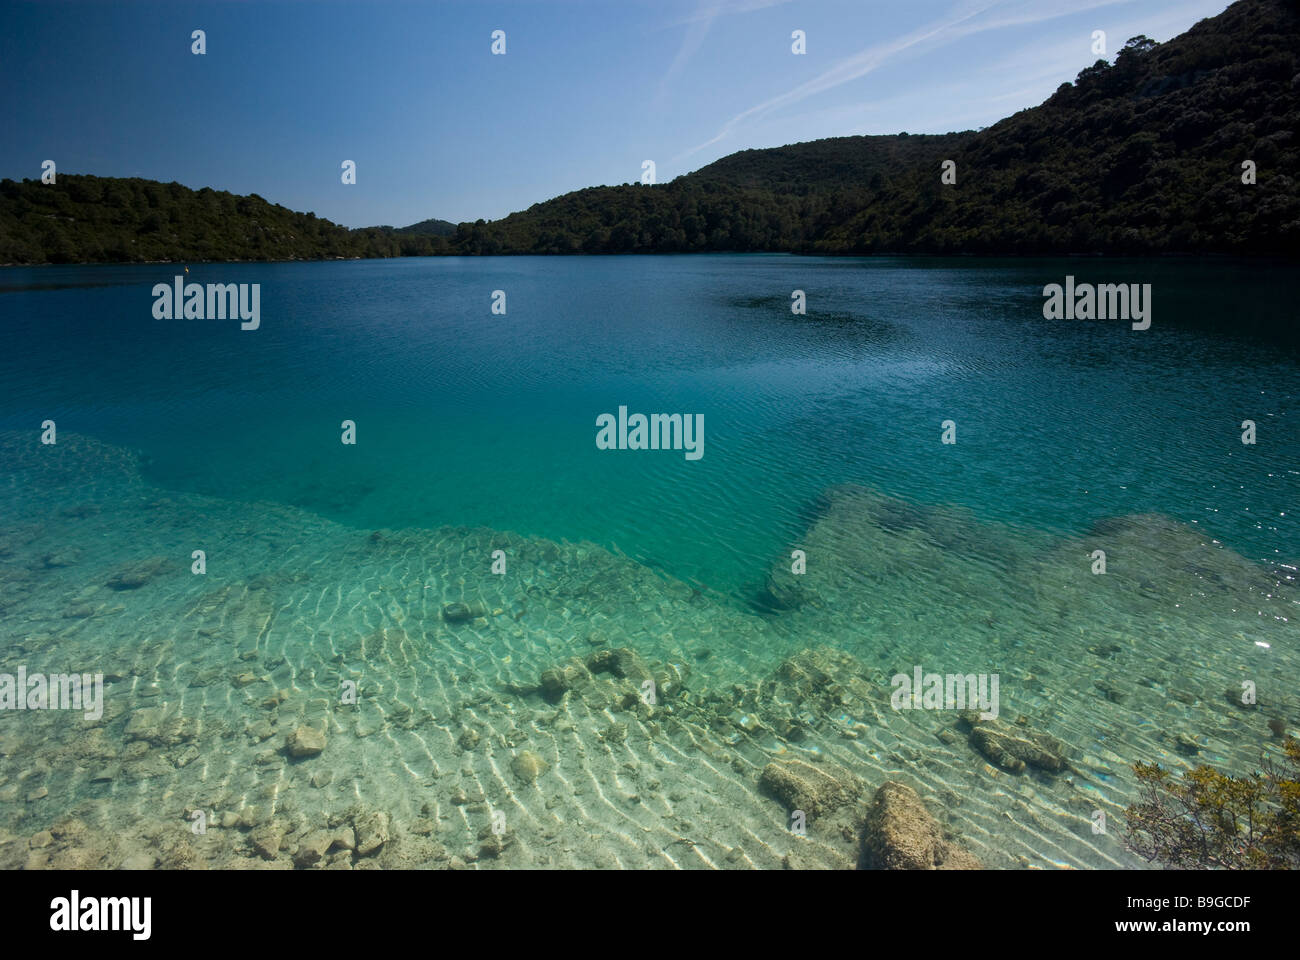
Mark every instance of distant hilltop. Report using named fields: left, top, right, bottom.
left=2, top=0, right=1296, bottom=264
left=394, top=217, right=457, bottom=237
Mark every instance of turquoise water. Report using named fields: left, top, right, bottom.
left=0, top=255, right=1297, bottom=870
left=2, top=256, right=1296, bottom=598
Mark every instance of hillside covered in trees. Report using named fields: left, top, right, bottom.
left=1, top=0, right=1296, bottom=264
left=0, top=176, right=457, bottom=264
left=395, top=217, right=457, bottom=236
left=448, top=0, right=1300, bottom=257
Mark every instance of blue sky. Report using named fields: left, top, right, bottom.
left=1, top=0, right=1230, bottom=227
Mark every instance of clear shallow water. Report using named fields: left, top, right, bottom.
left=0, top=255, right=1297, bottom=870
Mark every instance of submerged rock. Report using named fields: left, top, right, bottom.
left=764, top=648, right=881, bottom=720
left=516, top=647, right=687, bottom=714
left=1224, top=686, right=1259, bottom=710
left=123, top=707, right=195, bottom=747
left=285, top=725, right=327, bottom=757
left=862, top=781, right=982, bottom=870
left=18, top=817, right=116, bottom=870
left=959, top=712, right=1067, bottom=773
left=441, top=602, right=481, bottom=623
left=354, top=810, right=389, bottom=857
left=760, top=485, right=987, bottom=612
left=105, top=556, right=170, bottom=590
left=293, top=830, right=334, bottom=867
left=586, top=647, right=653, bottom=685
left=539, top=661, right=590, bottom=700
left=478, top=831, right=513, bottom=859
left=250, top=822, right=286, bottom=860
left=43, top=548, right=82, bottom=568
left=510, top=750, right=549, bottom=783
left=759, top=757, right=858, bottom=818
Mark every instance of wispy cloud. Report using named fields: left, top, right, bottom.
left=656, top=0, right=797, bottom=108
left=656, top=3, right=720, bottom=108
left=973, top=0, right=1225, bottom=88
left=671, top=0, right=1133, bottom=164
left=668, top=0, right=797, bottom=27
left=733, top=0, right=1226, bottom=149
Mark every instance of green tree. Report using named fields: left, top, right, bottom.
left=1125, top=738, right=1300, bottom=869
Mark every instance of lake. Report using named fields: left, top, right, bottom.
left=1, top=254, right=1297, bottom=869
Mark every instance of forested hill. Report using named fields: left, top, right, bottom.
left=396, top=217, right=457, bottom=236
left=1, top=0, right=1296, bottom=264
left=0, top=177, right=443, bottom=264
left=450, top=0, right=1299, bottom=256
left=448, top=132, right=971, bottom=255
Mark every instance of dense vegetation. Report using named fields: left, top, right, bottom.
left=0, top=173, right=470, bottom=264
left=1125, top=737, right=1300, bottom=869
left=1, top=0, right=1295, bottom=264
left=394, top=217, right=456, bottom=237
left=0, top=177, right=386, bottom=263
left=455, top=0, right=1300, bottom=257
left=444, top=133, right=970, bottom=255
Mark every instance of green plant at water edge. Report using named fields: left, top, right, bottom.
left=1124, top=737, right=1300, bottom=869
